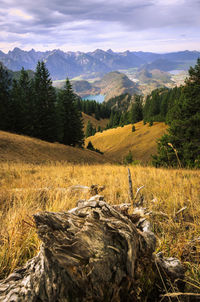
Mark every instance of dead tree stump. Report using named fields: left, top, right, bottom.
left=0, top=196, right=184, bottom=302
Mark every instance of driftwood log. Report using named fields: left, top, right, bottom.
left=0, top=195, right=184, bottom=302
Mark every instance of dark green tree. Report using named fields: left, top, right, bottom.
left=0, top=63, right=11, bottom=130
left=10, top=68, right=34, bottom=135
left=97, top=125, right=102, bottom=132
left=153, top=58, right=200, bottom=168
left=85, top=120, right=95, bottom=138
left=32, top=61, right=58, bottom=142
left=130, top=95, right=143, bottom=123
left=58, top=78, right=84, bottom=146
left=124, top=150, right=133, bottom=165
left=87, top=141, right=95, bottom=151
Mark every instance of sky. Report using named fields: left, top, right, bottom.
left=0, top=0, right=200, bottom=53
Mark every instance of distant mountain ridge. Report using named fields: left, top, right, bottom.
left=0, top=48, right=199, bottom=80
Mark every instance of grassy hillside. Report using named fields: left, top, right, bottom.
left=82, top=112, right=109, bottom=131
left=0, top=162, right=199, bottom=296
left=85, top=121, right=168, bottom=163
left=0, top=131, right=111, bottom=164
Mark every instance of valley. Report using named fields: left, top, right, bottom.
left=53, top=67, right=188, bottom=100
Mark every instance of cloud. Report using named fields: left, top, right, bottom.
left=0, top=0, right=200, bottom=52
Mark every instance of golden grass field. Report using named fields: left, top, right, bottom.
left=0, top=161, right=199, bottom=296
left=0, top=130, right=111, bottom=164
left=85, top=121, right=168, bottom=163
left=0, top=128, right=199, bottom=298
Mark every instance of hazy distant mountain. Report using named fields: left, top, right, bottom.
left=141, top=59, right=179, bottom=72
left=0, top=47, right=199, bottom=80
left=0, top=60, right=34, bottom=81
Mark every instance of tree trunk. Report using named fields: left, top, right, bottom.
left=0, top=195, right=184, bottom=302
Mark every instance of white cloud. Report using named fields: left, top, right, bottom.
left=9, top=9, right=33, bottom=20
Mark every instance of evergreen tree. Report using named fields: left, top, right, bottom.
left=85, top=120, right=94, bottom=138
left=10, top=68, right=34, bottom=135
left=153, top=58, right=200, bottom=168
left=58, top=78, right=84, bottom=146
left=132, top=125, right=136, bottom=132
left=0, top=63, right=11, bottom=130
left=32, top=61, right=58, bottom=142
left=130, top=95, right=143, bottom=123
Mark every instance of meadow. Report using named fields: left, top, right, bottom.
left=0, top=161, right=199, bottom=296
left=86, top=121, right=168, bottom=163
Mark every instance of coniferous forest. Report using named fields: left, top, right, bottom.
left=0, top=61, right=84, bottom=147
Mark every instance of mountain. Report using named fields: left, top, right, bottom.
left=0, top=60, right=34, bottom=81
left=95, top=71, right=139, bottom=101
left=0, top=47, right=199, bottom=80
left=141, top=59, right=179, bottom=72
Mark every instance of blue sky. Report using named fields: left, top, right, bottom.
left=0, top=0, right=200, bottom=53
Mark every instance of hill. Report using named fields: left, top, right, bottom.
left=85, top=121, right=168, bottom=163
left=95, top=71, right=139, bottom=101
left=54, top=71, right=138, bottom=101
left=82, top=113, right=109, bottom=131
left=0, top=131, right=112, bottom=164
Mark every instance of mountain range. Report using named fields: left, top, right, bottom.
left=0, top=48, right=199, bottom=80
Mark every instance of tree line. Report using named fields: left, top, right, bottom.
left=106, top=95, right=143, bottom=129
left=0, top=61, right=84, bottom=147
left=143, top=86, right=182, bottom=124
left=75, top=99, right=111, bottom=120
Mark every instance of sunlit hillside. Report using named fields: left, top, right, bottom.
left=85, top=121, right=168, bottom=163
left=0, top=131, right=112, bottom=164
left=82, top=112, right=109, bottom=131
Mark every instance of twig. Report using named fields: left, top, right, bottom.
left=128, top=168, right=133, bottom=203
left=162, top=292, right=200, bottom=297
left=175, top=207, right=187, bottom=216
left=134, top=185, right=145, bottom=201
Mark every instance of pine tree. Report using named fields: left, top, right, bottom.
left=85, top=120, right=94, bottom=138
left=153, top=58, right=200, bottom=168
left=10, top=68, right=34, bottom=135
left=58, top=78, right=84, bottom=146
left=130, top=95, right=143, bottom=123
left=0, top=63, right=11, bottom=130
left=32, top=61, right=58, bottom=142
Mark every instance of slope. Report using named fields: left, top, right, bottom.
left=82, top=113, right=109, bottom=131
left=85, top=121, right=168, bottom=163
left=94, top=71, right=139, bottom=101
left=0, top=131, right=112, bottom=164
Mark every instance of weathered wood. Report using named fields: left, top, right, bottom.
left=0, top=195, right=184, bottom=302
left=128, top=168, right=133, bottom=203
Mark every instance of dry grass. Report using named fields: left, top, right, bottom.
left=0, top=161, right=199, bottom=296
left=82, top=112, right=109, bottom=131
left=85, top=121, right=168, bottom=163
left=0, top=130, right=112, bottom=164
